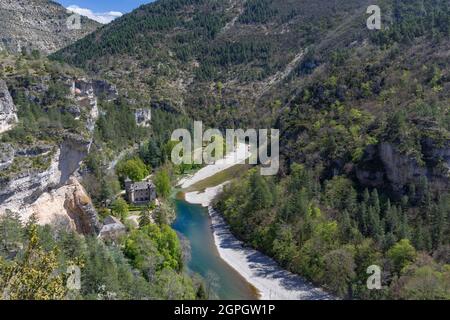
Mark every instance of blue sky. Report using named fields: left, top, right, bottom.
left=56, top=1, right=153, bottom=23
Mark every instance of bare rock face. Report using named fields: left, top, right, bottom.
left=0, top=80, right=18, bottom=133
left=0, top=143, right=14, bottom=171
left=73, top=79, right=118, bottom=101
left=0, top=0, right=99, bottom=54
left=0, top=135, right=91, bottom=216
left=98, top=216, right=126, bottom=241
left=378, top=143, right=428, bottom=195
left=356, top=141, right=450, bottom=197
left=63, top=177, right=102, bottom=235
left=0, top=73, right=110, bottom=234
left=91, top=80, right=119, bottom=102
left=135, top=108, right=151, bottom=127
left=19, top=177, right=102, bottom=236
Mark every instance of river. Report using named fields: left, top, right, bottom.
left=172, top=198, right=258, bottom=300
left=172, top=144, right=330, bottom=300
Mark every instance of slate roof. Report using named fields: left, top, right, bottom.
left=129, top=181, right=155, bottom=191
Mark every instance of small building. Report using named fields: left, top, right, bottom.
left=125, top=178, right=157, bottom=205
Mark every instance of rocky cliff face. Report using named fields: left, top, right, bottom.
left=0, top=131, right=103, bottom=235
left=0, top=0, right=99, bottom=54
left=356, top=141, right=450, bottom=198
left=0, top=57, right=117, bottom=234
left=13, top=177, right=102, bottom=235
left=0, top=80, right=18, bottom=134
left=0, top=135, right=90, bottom=212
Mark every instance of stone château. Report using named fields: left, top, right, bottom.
left=125, top=178, right=157, bottom=205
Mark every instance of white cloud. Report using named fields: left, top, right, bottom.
left=67, top=5, right=123, bottom=24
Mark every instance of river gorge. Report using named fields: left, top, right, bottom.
left=172, top=144, right=332, bottom=300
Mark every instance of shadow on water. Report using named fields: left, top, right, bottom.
left=172, top=198, right=258, bottom=300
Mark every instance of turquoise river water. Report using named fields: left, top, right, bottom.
left=172, top=199, right=258, bottom=300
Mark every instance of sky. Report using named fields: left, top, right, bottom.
left=56, top=1, right=153, bottom=24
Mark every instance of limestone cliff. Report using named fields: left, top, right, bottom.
left=0, top=0, right=99, bottom=54
left=17, top=177, right=102, bottom=235
left=0, top=135, right=90, bottom=214
left=0, top=137, right=102, bottom=235
left=0, top=48, right=124, bottom=235
left=0, top=79, right=18, bottom=134
left=135, top=108, right=151, bottom=127
left=356, top=141, right=450, bottom=198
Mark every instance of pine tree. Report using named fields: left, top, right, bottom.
left=249, top=170, right=273, bottom=211
left=370, top=189, right=381, bottom=217
left=384, top=232, right=397, bottom=250
left=0, top=210, right=23, bottom=253
left=413, top=222, right=426, bottom=251
left=139, top=209, right=152, bottom=228
left=339, top=210, right=353, bottom=243
left=419, top=176, right=432, bottom=212
left=397, top=208, right=409, bottom=240
left=363, top=188, right=370, bottom=204
left=367, top=206, right=382, bottom=239
left=359, top=202, right=369, bottom=236
left=384, top=201, right=399, bottom=234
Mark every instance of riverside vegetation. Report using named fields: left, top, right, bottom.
left=1, top=0, right=450, bottom=300
left=0, top=52, right=205, bottom=300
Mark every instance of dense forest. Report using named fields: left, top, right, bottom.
left=0, top=52, right=203, bottom=300
left=51, top=0, right=372, bottom=128
left=215, top=0, right=450, bottom=300
left=3, top=0, right=450, bottom=301
left=0, top=210, right=205, bottom=299
left=215, top=167, right=449, bottom=299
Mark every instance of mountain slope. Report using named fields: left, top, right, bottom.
left=0, top=0, right=100, bottom=54
left=23, top=0, right=450, bottom=300
left=53, top=0, right=450, bottom=197
left=54, top=0, right=450, bottom=192
left=52, top=0, right=374, bottom=127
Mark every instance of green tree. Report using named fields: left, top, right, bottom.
left=139, top=208, right=152, bottom=228
left=387, top=239, right=417, bottom=274
left=154, top=169, right=171, bottom=199
left=31, top=49, right=40, bottom=60
left=154, top=202, right=175, bottom=225
left=0, top=225, right=67, bottom=300
left=323, top=248, right=356, bottom=298
left=248, top=169, right=273, bottom=211
left=271, top=225, right=298, bottom=267
left=397, top=265, right=450, bottom=300
left=140, top=140, right=162, bottom=168
left=154, top=268, right=195, bottom=300
left=125, top=224, right=182, bottom=273
left=196, top=283, right=207, bottom=300
left=0, top=210, right=23, bottom=254
left=111, top=198, right=129, bottom=220
left=116, top=157, right=149, bottom=182
left=324, top=176, right=357, bottom=213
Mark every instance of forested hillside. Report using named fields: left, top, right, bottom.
left=217, top=0, right=450, bottom=299
left=0, top=52, right=201, bottom=300
left=0, top=210, right=199, bottom=299
left=50, top=0, right=450, bottom=300
left=52, top=0, right=374, bottom=127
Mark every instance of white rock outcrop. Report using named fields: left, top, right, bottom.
left=0, top=137, right=91, bottom=223
left=2, top=177, right=102, bottom=235
left=0, top=79, right=18, bottom=134
left=0, top=0, right=99, bottom=54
